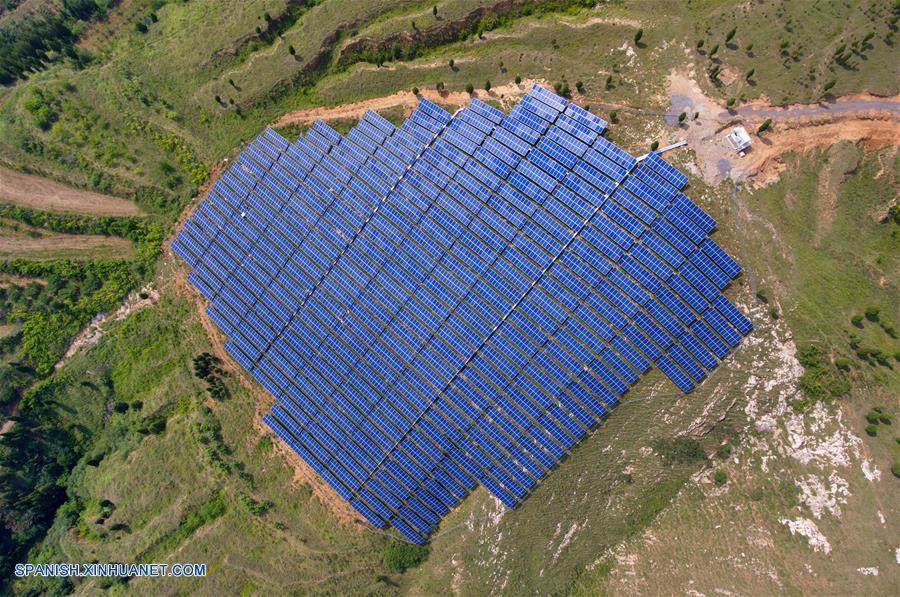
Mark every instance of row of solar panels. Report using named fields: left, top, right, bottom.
left=173, top=84, right=751, bottom=543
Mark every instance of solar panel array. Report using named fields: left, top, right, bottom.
left=173, top=85, right=752, bottom=544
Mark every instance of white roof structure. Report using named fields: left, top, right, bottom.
left=726, top=126, right=752, bottom=152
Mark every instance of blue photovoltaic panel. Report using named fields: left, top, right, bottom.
left=175, top=85, right=751, bottom=544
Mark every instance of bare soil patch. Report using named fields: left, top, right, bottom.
left=0, top=166, right=141, bottom=216
left=0, top=234, right=134, bottom=260
left=273, top=80, right=535, bottom=128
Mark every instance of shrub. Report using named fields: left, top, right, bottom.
left=713, top=470, right=727, bottom=486
left=834, top=357, right=851, bottom=371
left=715, top=443, right=732, bottom=459
left=383, top=542, right=429, bottom=573
left=634, top=29, right=643, bottom=44
left=113, top=402, right=129, bottom=414
left=448, top=59, right=454, bottom=68
left=696, top=39, right=704, bottom=49
left=892, top=462, right=900, bottom=478
left=745, top=68, right=755, bottom=80
left=796, top=344, right=850, bottom=400
left=650, top=141, right=659, bottom=151
left=864, top=306, right=880, bottom=321
left=864, top=424, right=878, bottom=437
left=609, top=110, right=617, bottom=123
left=239, top=493, right=272, bottom=516
left=726, top=97, right=736, bottom=107
left=878, top=413, right=892, bottom=425
left=652, top=437, right=706, bottom=465
left=514, top=75, right=521, bottom=84
left=709, top=44, right=719, bottom=56
left=757, top=118, right=772, bottom=133
left=130, top=400, right=143, bottom=411
left=465, top=83, right=474, bottom=94
left=678, top=112, right=687, bottom=123
left=865, top=411, right=881, bottom=424
left=484, top=80, right=491, bottom=91
left=575, top=80, right=584, bottom=93
left=411, top=86, right=419, bottom=95
left=288, top=45, right=295, bottom=55
left=725, top=28, right=737, bottom=43
left=851, top=314, right=864, bottom=326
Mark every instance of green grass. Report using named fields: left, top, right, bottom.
left=740, top=143, right=899, bottom=391
left=687, top=0, right=899, bottom=104
left=13, top=274, right=397, bottom=594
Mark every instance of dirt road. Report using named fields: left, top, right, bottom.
left=667, top=72, right=900, bottom=185
left=0, top=166, right=141, bottom=216
left=273, top=81, right=535, bottom=128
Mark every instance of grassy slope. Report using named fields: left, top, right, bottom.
left=17, top=269, right=395, bottom=595
left=589, top=147, right=899, bottom=595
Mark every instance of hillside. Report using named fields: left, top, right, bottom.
left=0, top=1, right=897, bottom=594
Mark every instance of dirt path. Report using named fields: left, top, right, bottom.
left=272, top=80, right=537, bottom=128
left=0, top=166, right=141, bottom=216
left=667, top=72, right=900, bottom=185
left=0, top=234, right=134, bottom=260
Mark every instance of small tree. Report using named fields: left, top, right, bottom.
left=713, top=470, right=728, bottom=486
left=448, top=59, right=454, bottom=68
left=725, top=27, right=737, bottom=43
left=465, top=83, right=474, bottom=94
left=264, top=12, right=272, bottom=22
left=383, top=542, right=429, bottom=573
left=605, top=75, right=613, bottom=90
left=696, top=39, right=704, bottom=49
left=757, top=118, right=772, bottom=133
left=214, top=95, right=222, bottom=104
left=411, top=20, right=416, bottom=30
left=609, top=110, right=617, bottom=122
left=745, top=68, right=755, bottom=80
left=288, top=45, right=295, bottom=55
left=411, top=86, right=419, bottom=95
left=514, top=75, right=522, bottom=84
left=746, top=42, right=754, bottom=53
left=693, top=111, right=699, bottom=120
left=709, top=44, right=720, bottom=57
left=228, top=78, right=235, bottom=87
left=436, top=81, right=444, bottom=91
left=726, top=97, right=736, bottom=107
left=575, top=80, right=584, bottom=93
left=851, top=314, right=864, bottom=327
left=823, top=78, right=836, bottom=92
left=433, top=5, right=438, bottom=17
left=634, top=29, right=643, bottom=44
left=678, top=111, right=687, bottom=123
left=484, top=80, right=491, bottom=91
left=650, top=140, right=659, bottom=151
left=865, top=305, right=880, bottom=321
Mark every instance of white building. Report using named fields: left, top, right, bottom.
left=726, top=126, right=752, bottom=153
